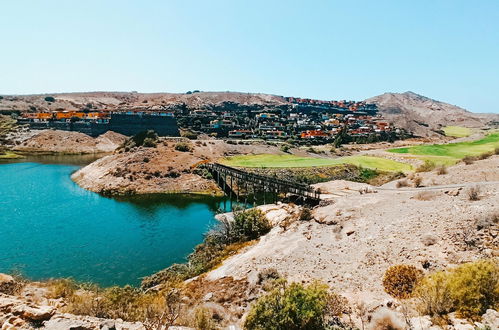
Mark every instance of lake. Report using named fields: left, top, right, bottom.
left=0, top=157, right=230, bottom=286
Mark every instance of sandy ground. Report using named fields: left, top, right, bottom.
left=207, top=158, right=499, bottom=308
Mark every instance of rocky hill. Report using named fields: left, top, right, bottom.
left=0, top=91, right=287, bottom=113
left=366, top=91, right=499, bottom=137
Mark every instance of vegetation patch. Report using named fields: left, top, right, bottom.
left=415, top=259, right=499, bottom=320
left=443, top=126, right=472, bottom=137
left=221, top=154, right=412, bottom=172
left=388, top=133, right=499, bottom=165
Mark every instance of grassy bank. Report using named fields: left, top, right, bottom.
left=388, top=132, right=499, bottom=165
left=0, top=151, right=24, bottom=159
left=443, top=125, right=472, bottom=137
left=221, top=154, right=412, bottom=172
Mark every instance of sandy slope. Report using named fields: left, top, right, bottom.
left=207, top=158, right=499, bottom=307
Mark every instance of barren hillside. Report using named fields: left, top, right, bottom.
left=366, top=91, right=499, bottom=137
left=0, top=91, right=287, bottom=113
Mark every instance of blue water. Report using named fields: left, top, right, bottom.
left=0, top=160, right=228, bottom=286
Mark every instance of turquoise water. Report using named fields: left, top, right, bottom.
left=0, top=160, right=229, bottom=286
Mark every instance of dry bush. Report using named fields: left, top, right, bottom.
left=467, top=185, right=481, bottom=201
left=495, top=147, right=499, bottom=155
left=367, top=308, right=405, bottom=330
left=383, top=265, right=423, bottom=299
left=478, top=151, right=493, bottom=160
left=414, top=191, right=436, bottom=201
left=257, top=268, right=280, bottom=285
left=193, top=307, right=218, bottom=330
left=299, top=207, right=313, bottom=221
left=413, top=176, right=423, bottom=188
left=396, top=180, right=409, bottom=188
left=416, top=160, right=436, bottom=173
left=462, top=156, right=476, bottom=165
left=436, top=165, right=447, bottom=175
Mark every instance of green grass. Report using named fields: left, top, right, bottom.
left=220, top=154, right=412, bottom=172
left=388, top=132, right=499, bottom=165
left=443, top=126, right=472, bottom=137
left=0, top=151, right=24, bottom=159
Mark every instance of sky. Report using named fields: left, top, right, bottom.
left=1, top=0, right=498, bottom=113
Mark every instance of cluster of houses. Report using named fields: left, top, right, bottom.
left=180, top=98, right=395, bottom=141
left=18, top=97, right=398, bottom=141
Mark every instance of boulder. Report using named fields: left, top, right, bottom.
left=12, top=304, right=55, bottom=321
left=0, top=274, right=16, bottom=295
left=481, top=309, right=499, bottom=329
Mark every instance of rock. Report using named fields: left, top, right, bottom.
left=203, top=292, right=214, bottom=302
left=42, top=317, right=96, bottom=330
left=12, top=304, right=55, bottom=321
left=100, top=320, right=116, bottom=330
left=445, top=189, right=461, bottom=196
left=0, top=274, right=16, bottom=295
left=481, top=309, right=499, bottom=328
left=409, top=316, right=433, bottom=330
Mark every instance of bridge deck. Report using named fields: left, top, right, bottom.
left=203, top=163, right=321, bottom=202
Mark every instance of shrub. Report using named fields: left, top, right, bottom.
left=143, top=137, right=157, bottom=148
left=232, top=208, right=272, bottom=242
left=478, top=151, right=493, bottom=160
left=175, top=142, right=192, bottom=152
left=244, top=280, right=332, bottom=330
left=436, top=165, right=447, bottom=175
left=194, top=307, right=217, bottom=330
left=280, top=144, right=291, bottom=153
left=467, top=185, right=481, bottom=201
left=122, top=130, right=158, bottom=149
left=257, top=268, right=280, bottom=285
left=48, top=278, right=78, bottom=299
left=462, top=156, right=475, bottom=165
left=413, top=176, right=423, bottom=188
left=298, top=207, right=313, bottom=221
left=44, top=96, right=55, bottom=102
left=416, top=160, right=436, bottom=173
left=415, top=259, right=499, bottom=320
left=494, top=147, right=499, bottom=155
left=396, top=179, right=409, bottom=188
left=414, top=191, right=435, bottom=201
left=382, top=265, right=423, bottom=299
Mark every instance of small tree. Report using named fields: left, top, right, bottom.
left=244, top=280, right=332, bottom=330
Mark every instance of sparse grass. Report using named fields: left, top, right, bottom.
left=443, top=126, right=472, bottom=138
left=436, top=165, right=448, bottom=175
left=221, top=154, right=412, bottom=172
left=396, top=180, right=409, bottom=188
left=388, top=133, right=499, bottom=165
left=415, top=160, right=436, bottom=172
left=415, top=191, right=436, bottom=201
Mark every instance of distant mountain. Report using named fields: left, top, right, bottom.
left=365, top=91, right=499, bottom=137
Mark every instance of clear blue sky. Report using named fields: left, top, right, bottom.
left=1, top=0, right=498, bottom=113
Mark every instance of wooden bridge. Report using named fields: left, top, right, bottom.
left=202, top=163, right=321, bottom=205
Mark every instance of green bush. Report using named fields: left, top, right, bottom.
left=44, top=96, right=55, bottom=102
left=175, top=142, right=192, bottom=152
left=232, top=208, right=272, bottom=242
left=415, top=259, right=499, bottom=320
left=383, top=264, right=423, bottom=299
left=244, top=280, right=333, bottom=330
left=122, top=130, right=158, bottom=149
